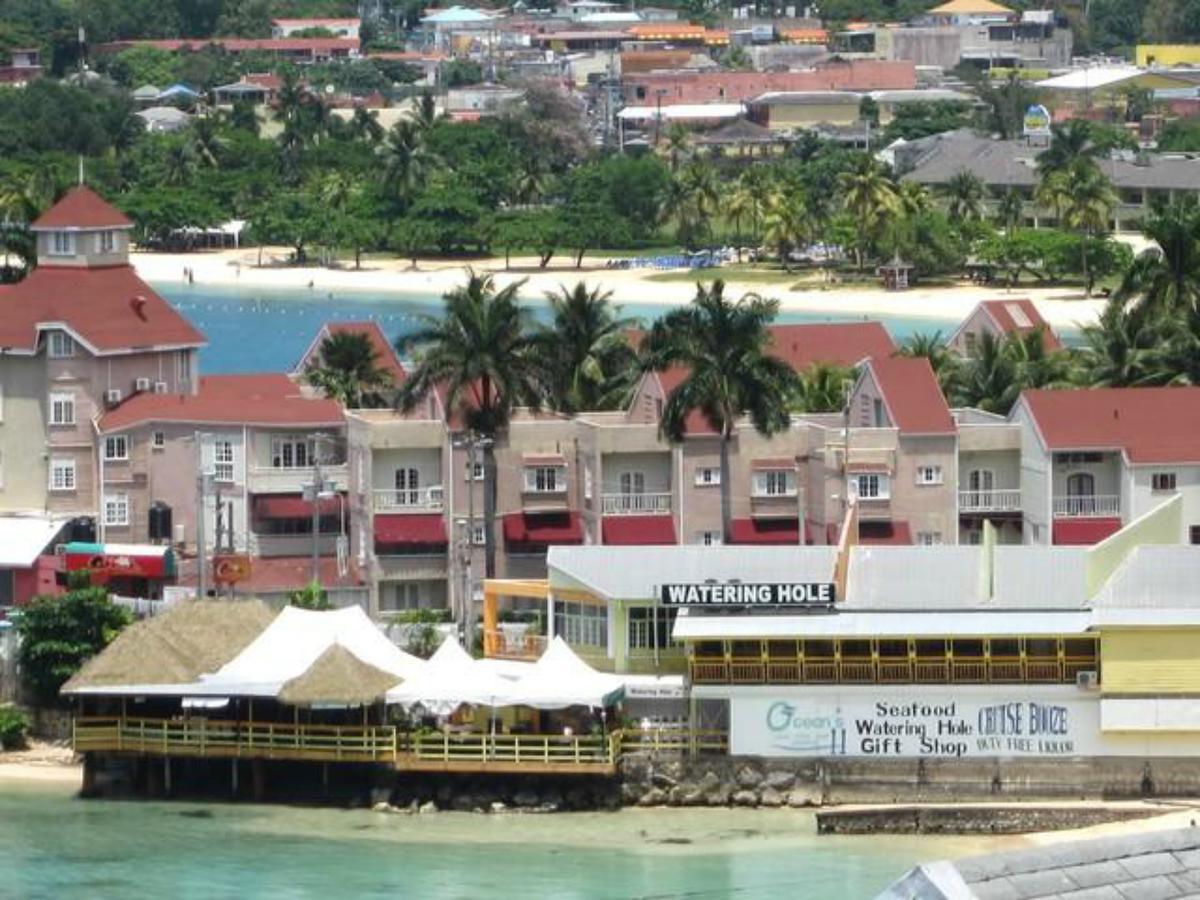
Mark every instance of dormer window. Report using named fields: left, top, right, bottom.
left=98, top=230, right=115, bottom=253
left=50, top=232, right=75, bottom=256
left=48, top=332, right=75, bottom=358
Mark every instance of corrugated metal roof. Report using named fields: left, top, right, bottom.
left=845, top=547, right=983, bottom=609
left=1093, top=546, right=1200, bottom=608
left=993, top=546, right=1090, bottom=608
left=673, top=610, right=1093, bottom=639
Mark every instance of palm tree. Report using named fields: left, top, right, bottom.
left=996, top=187, right=1024, bottom=236
left=162, top=140, right=198, bottom=187
left=763, top=192, right=810, bottom=272
left=412, top=91, right=439, bottom=132
left=940, top=170, right=986, bottom=221
left=897, top=331, right=958, bottom=393
left=1077, top=296, right=1178, bottom=387
left=1005, top=329, right=1073, bottom=391
left=378, top=119, right=430, bottom=209
left=395, top=273, right=543, bottom=577
left=792, top=362, right=854, bottom=413
left=303, top=331, right=396, bottom=408
left=641, top=281, right=800, bottom=541
left=1062, top=161, right=1118, bottom=296
left=663, top=160, right=719, bottom=249
left=189, top=116, right=225, bottom=169
left=538, top=282, right=638, bottom=413
left=657, top=123, right=693, bottom=173
left=725, top=184, right=755, bottom=259
left=740, top=166, right=774, bottom=248
left=1037, top=120, right=1103, bottom=178
left=949, top=330, right=1019, bottom=414
left=837, top=155, right=899, bottom=270
left=349, top=106, right=384, bottom=143
left=1115, top=198, right=1200, bottom=314
left=897, top=180, right=931, bottom=217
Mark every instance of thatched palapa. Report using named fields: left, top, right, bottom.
left=277, top=644, right=403, bottom=707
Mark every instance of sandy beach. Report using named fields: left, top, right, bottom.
left=132, top=248, right=1105, bottom=332
left=0, top=740, right=81, bottom=785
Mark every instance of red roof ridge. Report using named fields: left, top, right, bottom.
left=865, top=355, right=955, bottom=435
left=31, top=186, right=133, bottom=230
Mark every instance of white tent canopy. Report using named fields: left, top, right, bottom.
left=385, top=636, right=517, bottom=714
left=508, top=637, right=626, bottom=710
left=0, top=514, right=66, bottom=568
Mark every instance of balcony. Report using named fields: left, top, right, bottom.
left=601, top=492, right=671, bottom=516
left=1052, top=495, right=1119, bottom=518
left=249, top=463, right=349, bottom=494
left=373, top=486, right=444, bottom=513
left=959, top=488, right=1022, bottom=514
left=247, top=532, right=340, bottom=557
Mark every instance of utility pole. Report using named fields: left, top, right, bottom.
left=464, top=436, right=478, bottom=649
left=309, top=433, right=328, bottom=586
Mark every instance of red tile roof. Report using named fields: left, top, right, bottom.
left=979, top=299, right=1062, bottom=352
left=730, top=517, right=802, bottom=544
left=374, top=513, right=448, bottom=548
left=297, top=321, right=406, bottom=386
left=1052, top=518, right=1121, bottom=546
left=99, top=374, right=344, bottom=431
left=1019, top=387, right=1200, bottom=464
left=0, top=264, right=204, bottom=354
left=31, top=186, right=132, bottom=230
left=863, top=356, right=955, bottom=435
left=602, top=515, right=676, bottom=545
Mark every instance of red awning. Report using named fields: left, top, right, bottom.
left=503, top=512, right=583, bottom=547
left=253, top=494, right=341, bottom=519
left=730, top=518, right=801, bottom=545
left=858, top=520, right=912, bottom=545
left=1053, top=518, right=1122, bottom=546
left=374, top=513, right=448, bottom=547
left=602, top=515, right=676, bottom=545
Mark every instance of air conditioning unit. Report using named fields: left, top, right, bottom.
left=1076, top=670, right=1099, bottom=691
left=134, top=377, right=151, bottom=392
left=153, top=381, right=168, bottom=394
left=104, top=388, right=123, bottom=407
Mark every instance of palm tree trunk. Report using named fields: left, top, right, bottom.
left=719, top=430, right=733, bottom=544
left=483, top=442, right=498, bottom=579
left=1081, top=229, right=1091, bottom=297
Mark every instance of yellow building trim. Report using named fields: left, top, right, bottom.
left=1136, top=44, right=1200, bottom=67
left=1101, top=628, right=1200, bottom=695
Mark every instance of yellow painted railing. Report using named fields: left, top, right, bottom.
left=690, top=656, right=1095, bottom=686
left=616, top=728, right=729, bottom=755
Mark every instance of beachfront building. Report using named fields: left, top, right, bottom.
left=946, top=298, right=1062, bottom=357
left=271, top=17, right=361, bottom=39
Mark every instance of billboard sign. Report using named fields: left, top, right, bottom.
left=660, top=582, right=835, bottom=608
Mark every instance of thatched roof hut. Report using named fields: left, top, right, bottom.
left=62, top=600, right=277, bottom=693
left=277, top=644, right=403, bottom=707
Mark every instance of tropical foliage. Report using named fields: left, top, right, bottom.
left=303, top=331, right=395, bottom=409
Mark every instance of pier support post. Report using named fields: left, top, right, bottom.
left=252, top=759, right=266, bottom=801
left=80, top=753, right=98, bottom=798
left=231, top=759, right=239, bottom=798
left=164, top=757, right=172, bottom=797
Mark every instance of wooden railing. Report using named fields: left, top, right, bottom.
left=617, top=728, right=729, bottom=756
left=689, top=657, right=1092, bottom=685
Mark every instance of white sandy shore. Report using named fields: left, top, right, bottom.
left=132, top=248, right=1104, bottom=332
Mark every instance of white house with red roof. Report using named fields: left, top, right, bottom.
left=1011, top=387, right=1200, bottom=546
left=948, top=298, right=1063, bottom=356
left=271, top=17, right=361, bottom=39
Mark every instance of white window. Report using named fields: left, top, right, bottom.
left=213, top=440, right=234, bottom=482
left=524, top=465, right=564, bottom=493
left=98, top=230, right=115, bottom=253
left=916, top=531, right=943, bottom=546
left=1152, top=472, right=1177, bottom=493
left=584, top=466, right=593, bottom=500
left=49, top=392, right=75, bottom=426
left=628, top=606, right=678, bottom=651
left=695, top=467, right=720, bottom=486
left=471, top=520, right=486, bottom=546
left=848, top=473, right=889, bottom=500
left=152, top=431, right=165, bottom=449
left=49, top=458, right=76, bottom=491
left=619, top=471, right=645, bottom=495
left=379, top=582, right=426, bottom=612
left=103, top=494, right=130, bottom=527
left=49, top=231, right=75, bottom=256
left=553, top=601, right=606, bottom=647
left=916, top=465, right=943, bottom=486
left=394, top=467, right=420, bottom=505
left=104, top=435, right=129, bottom=461
left=48, top=331, right=75, bottom=358
left=752, top=470, right=795, bottom=497
left=696, top=530, right=722, bottom=546
left=465, top=460, right=484, bottom=481
left=271, top=436, right=309, bottom=469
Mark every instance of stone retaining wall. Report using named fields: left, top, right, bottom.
left=815, top=806, right=1160, bottom=835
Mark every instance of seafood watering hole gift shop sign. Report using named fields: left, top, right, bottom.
left=731, top=692, right=1103, bottom=758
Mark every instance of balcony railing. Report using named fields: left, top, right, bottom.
left=248, top=463, right=348, bottom=493
left=959, top=488, right=1022, bottom=513
left=601, top=492, right=671, bottom=515
left=373, top=485, right=444, bottom=513
left=1052, top=494, right=1119, bottom=518
left=689, top=656, right=1094, bottom=686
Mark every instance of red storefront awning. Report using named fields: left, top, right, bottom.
left=62, top=542, right=175, bottom=579
left=602, top=515, right=676, bottom=545
left=729, top=518, right=801, bottom=544
left=1053, top=518, right=1121, bottom=546
left=503, top=512, right=583, bottom=547
left=374, top=513, right=448, bottom=547
left=253, top=493, right=341, bottom=519
left=858, top=520, right=912, bottom=545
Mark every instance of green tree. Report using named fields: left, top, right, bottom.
left=378, top=118, right=431, bottom=208
left=16, top=575, right=132, bottom=706
left=792, top=362, right=855, bottom=413
left=939, top=169, right=986, bottom=221
left=897, top=331, right=958, bottom=393
left=396, top=273, right=544, bottom=577
left=880, top=101, right=971, bottom=143
left=763, top=191, right=811, bottom=272
left=1077, top=296, right=1177, bottom=387
left=289, top=580, right=330, bottom=610
left=1116, top=197, right=1200, bottom=314
left=641, top=281, right=800, bottom=541
left=539, top=282, right=638, bottom=413
left=303, top=330, right=395, bottom=408
left=1061, top=161, right=1119, bottom=295
left=837, top=154, right=899, bottom=269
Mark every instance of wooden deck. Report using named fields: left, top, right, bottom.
left=72, top=717, right=621, bottom=775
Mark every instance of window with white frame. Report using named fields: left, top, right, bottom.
left=152, top=431, right=165, bottom=449
left=1152, top=472, right=1177, bottom=493
left=916, top=531, right=943, bottom=546
left=524, top=465, right=564, bottom=493
left=104, top=435, right=129, bottom=461
left=916, top=465, right=943, bottom=486
left=379, top=582, right=425, bottom=612
left=49, top=392, right=74, bottom=426
left=628, top=606, right=678, bottom=651
left=553, top=601, right=606, bottom=647
left=47, top=331, right=75, bottom=358
left=696, top=530, right=722, bottom=546
left=49, top=458, right=76, bottom=491
left=465, top=460, right=484, bottom=481
left=752, top=469, right=795, bottom=497
left=848, top=473, right=889, bottom=500
left=104, top=494, right=130, bottom=527
left=271, top=436, right=309, bottom=469
left=98, top=230, right=115, bottom=253
left=49, top=231, right=75, bottom=256
left=694, top=467, right=720, bottom=486
left=471, top=520, right=486, bottom=546
left=394, top=467, right=420, bottom=505
left=213, top=440, right=234, bottom=482
left=618, top=471, right=645, bottom=495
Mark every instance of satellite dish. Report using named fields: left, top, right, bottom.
left=325, top=83, right=335, bottom=94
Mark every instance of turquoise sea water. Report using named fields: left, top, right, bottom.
left=0, top=779, right=1019, bottom=899
left=153, top=282, right=969, bottom=375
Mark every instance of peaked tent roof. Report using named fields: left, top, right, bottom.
left=510, top=636, right=626, bottom=709
left=31, top=185, right=133, bottom=230
left=277, top=644, right=403, bottom=706
left=385, top=635, right=517, bottom=712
